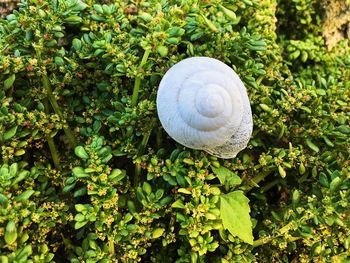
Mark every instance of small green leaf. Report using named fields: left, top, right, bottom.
left=177, top=188, right=191, bottom=194
left=220, top=191, right=253, bottom=244
left=336, top=125, right=350, bottom=134
left=157, top=45, right=168, bottom=57
left=330, top=177, right=341, bottom=192
left=319, top=172, right=329, bottom=187
left=14, top=149, right=25, bottom=156
left=5, top=220, right=17, bottom=245
left=4, top=126, right=18, bottom=141
left=15, top=190, right=35, bottom=202
left=166, top=27, right=185, bottom=37
left=211, top=166, right=242, bottom=186
left=74, top=187, right=87, bottom=197
left=322, top=136, right=334, bottom=147
left=54, top=57, right=64, bottom=66
left=75, top=204, right=86, bottom=212
left=74, top=213, right=85, bottom=222
left=152, top=228, right=164, bottom=239
left=9, top=163, right=18, bottom=177
left=159, top=196, right=173, bottom=206
left=72, top=38, right=82, bottom=50
left=219, top=5, right=236, bottom=21
left=172, top=199, right=185, bottom=209
left=62, top=183, right=76, bottom=193
left=74, top=146, right=89, bottom=159
left=74, top=220, right=88, bottom=229
left=0, top=193, right=8, bottom=206
left=93, top=4, right=104, bottom=14
left=201, top=15, right=218, bottom=32
left=73, top=167, right=88, bottom=178
left=305, top=139, right=320, bottom=153
left=259, top=104, right=272, bottom=113
left=109, top=169, right=126, bottom=182
left=142, top=182, right=152, bottom=195
left=4, top=74, right=15, bottom=90
left=64, top=15, right=83, bottom=24
left=278, top=166, right=286, bottom=178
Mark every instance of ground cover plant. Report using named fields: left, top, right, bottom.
left=0, top=0, right=349, bottom=262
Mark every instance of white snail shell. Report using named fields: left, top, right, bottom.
left=156, top=57, right=253, bottom=159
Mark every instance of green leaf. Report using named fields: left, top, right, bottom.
left=211, top=166, right=242, bottom=186
left=4, top=74, right=15, bottom=90
left=5, top=220, right=17, bottom=245
left=4, top=126, right=18, bottom=141
left=109, top=169, right=126, bottom=182
left=74, top=187, right=87, bottom=197
left=74, top=220, right=88, bottom=229
left=336, top=125, right=350, bottom=134
left=172, top=199, right=185, bottom=209
left=72, top=38, right=82, bottom=50
left=305, top=139, right=320, bottom=153
left=15, top=190, right=35, bottom=202
left=330, top=177, right=341, bottom=192
left=62, top=183, right=76, bottom=193
left=220, top=191, right=253, bottom=244
left=75, top=204, right=86, bottom=212
left=152, top=228, right=164, bottom=239
left=64, top=15, right=83, bottom=24
left=74, top=213, right=85, bottom=222
left=157, top=45, right=168, bottom=57
left=74, top=146, right=89, bottom=159
left=73, top=167, right=88, bottom=178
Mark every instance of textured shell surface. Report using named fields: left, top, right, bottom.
left=156, top=57, right=253, bottom=159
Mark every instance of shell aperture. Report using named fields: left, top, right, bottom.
left=156, top=57, right=253, bottom=159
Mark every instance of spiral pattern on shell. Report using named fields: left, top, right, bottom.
left=157, top=57, right=253, bottom=159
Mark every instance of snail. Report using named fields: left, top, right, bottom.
left=156, top=57, right=253, bottom=159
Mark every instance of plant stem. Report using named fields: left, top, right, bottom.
left=252, top=236, right=272, bottom=247
left=156, top=127, right=162, bottom=148
left=42, top=75, right=77, bottom=148
left=253, top=235, right=301, bottom=248
left=134, top=161, right=142, bottom=186
left=131, top=48, right=151, bottom=107
left=244, top=170, right=273, bottom=192
left=131, top=48, right=151, bottom=186
left=134, top=128, right=153, bottom=186
left=44, top=98, right=60, bottom=170
left=260, top=178, right=283, bottom=193
left=36, top=49, right=77, bottom=149
left=108, top=238, right=115, bottom=255
left=47, top=136, right=61, bottom=169
left=140, top=129, right=152, bottom=154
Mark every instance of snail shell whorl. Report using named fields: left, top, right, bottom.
left=157, top=57, right=253, bottom=159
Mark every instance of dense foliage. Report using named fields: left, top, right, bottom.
left=0, top=0, right=349, bottom=262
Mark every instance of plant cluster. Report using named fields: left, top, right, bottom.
left=0, top=0, right=349, bottom=262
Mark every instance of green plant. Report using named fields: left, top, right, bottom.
left=0, top=0, right=349, bottom=262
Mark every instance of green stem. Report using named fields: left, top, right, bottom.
left=42, top=75, right=77, bottom=148
left=253, top=235, right=302, bottom=248
left=134, top=128, right=153, bottom=186
left=252, top=236, right=272, bottom=247
left=47, top=137, right=61, bottom=169
left=134, top=161, right=142, bottom=186
left=131, top=49, right=151, bottom=107
left=260, top=178, right=283, bottom=193
left=44, top=98, right=60, bottom=170
left=140, top=129, right=152, bottom=155
left=156, top=127, right=162, bottom=148
left=108, top=238, right=115, bottom=255
left=244, top=170, right=273, bottom=192
left=130, top=48, right=151, bottom=185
